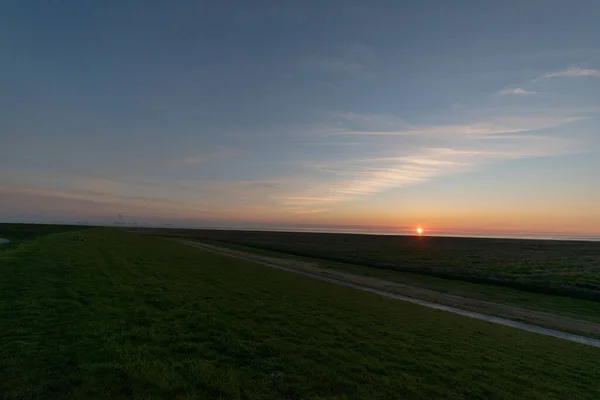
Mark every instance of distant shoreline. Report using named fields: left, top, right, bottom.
left=135, top=225, right=600, bottom=243
left=264, top=228, right=600, bottom=242
left=2, top=221, right=599, bottom=242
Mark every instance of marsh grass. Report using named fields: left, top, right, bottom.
left=1, top=228, right=599, bottom=399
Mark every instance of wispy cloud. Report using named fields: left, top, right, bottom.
left=292, top=208, right=329, bottom=215
left=278, top=147, right=571, bottom=208
left=326, top=115, right=585, bottom=136
left=0, top=167, right=300, bottom=218
left=0, top=184, right=181, bottom=207
left=333, top=113, right=409, bottom=131
left=299, top=45, right=374, bottom=76
left=540, top=66, right=600, bottom=79
left=497, top=88, right=536, bottom=95
left=276, top=110, right=585, bottom=209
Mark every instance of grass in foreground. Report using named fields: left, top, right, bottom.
left=1, top=229, right=599, bottom=399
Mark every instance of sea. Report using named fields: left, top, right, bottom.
left=159, top=224, right=600, bottom=242
left=251, top=227, right=600, bottom=242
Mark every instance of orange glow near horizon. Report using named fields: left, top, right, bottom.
left=417, top=227, right=423, bottom=235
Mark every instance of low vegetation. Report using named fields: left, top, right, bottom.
left=144, top=229, right=600, bottom=300
left=181, top=240, right=600, bottom=337
left=0, top=223, right=80, bottom=249
left=1, top=227, right=599, bottom=399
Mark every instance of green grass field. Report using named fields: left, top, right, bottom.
left=145, top=229, right=600, bottom=300
left=0, top=223, right=81, bottom=250
left=1, top=226, right=600, bottom=399
left=179, top=240, right=600, bottom=328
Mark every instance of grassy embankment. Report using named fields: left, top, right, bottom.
left=148, top=229, right=600, bottom=301
left=139, top=228, right=600, bottom=330
left=179, top=238, right=600, bottom=327
left=1, top=226, right=599, bottom=399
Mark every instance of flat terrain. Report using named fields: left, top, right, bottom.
left=1, top=226, right=600, bottom=399
left=143, top=228, right=600, bottom=300
left=180, top=240, right=600, bottom=339
left=0, top=223, right=81, bottom=250
left=182, top=240, right=600, bottom=345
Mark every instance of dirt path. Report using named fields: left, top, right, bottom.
left=182, top=240, right=600, bottom=349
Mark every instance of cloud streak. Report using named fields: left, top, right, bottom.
left=299, top=45, right=374, bottom=76
left=326, top=115, right=585, bottom=136
left=0, top=166, right=304, bottom=221
left=498, top=88, right=536, bottom=95
left=540, top=66, right=600, bottom=79
left=277, top=113, right=584, bottom=209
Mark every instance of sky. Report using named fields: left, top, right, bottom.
left=2, top=0, right=600, bottom=236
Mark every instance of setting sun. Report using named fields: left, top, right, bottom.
left=417, top=227, right=423, bottom=235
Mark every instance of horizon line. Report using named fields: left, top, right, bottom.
left=2, top=220, right=599, bottom=242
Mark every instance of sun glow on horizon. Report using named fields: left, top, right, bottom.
left=417, top=227, right=423, bottom=235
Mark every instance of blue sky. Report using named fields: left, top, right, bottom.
left=2, top=1, right=600, bottom=234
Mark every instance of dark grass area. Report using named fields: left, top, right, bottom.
left=0, top=223, right=81, bottom=248
left=1, top=228, right=599, bottom=399
left=185, top=240, right=600, bottom=326
left=140, top=228, right=600, bottom=300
